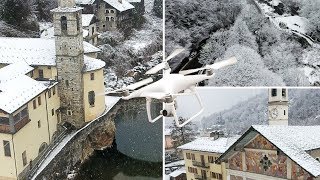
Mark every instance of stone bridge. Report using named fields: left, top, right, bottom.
left=27, top=97, right=162, bottom=180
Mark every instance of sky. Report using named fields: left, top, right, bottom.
left=165, top=87, right=266, bottom=126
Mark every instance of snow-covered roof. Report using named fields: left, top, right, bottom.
left=253, top=125, right=320, bottom=177
left=104, top=0, right=134, bottom=12
left=220, top=125, right=320, bottom=177
left=51, top=7, right=83, bottom=13
left=0, top=75, right=47, bottom=114
left=83, top=56, right=105, bottom=72
left=165, top=160, right=185, bottom=168
left=178, top=136, right=240, bottom=154
left=0, top=37, right=101, bottom=66
left=169, top=168, right=186, bottom=178
left=0, top=61, right=33, bottom=83
left=82, top=14, right=95, bottom=27
left=75, top=0, right=96, bottom=5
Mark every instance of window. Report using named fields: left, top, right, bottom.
left=271, top=89, right=277, bottom=97
left=92, top=27, right=95, bottom=35
left=61, top=16, right=67, bottom=32
left=186, top=153, right=191, bottom=160
left=53, top=87, right=56, bottom=95
left=39, top=69, right=44, bottom=79
left=38, top=142, right=48, bottom=154
left=106, top=17, right=110, bottom=21
left=38, top=120, right=41, bottom=128
left=284, top=110, right=286, bottom=115
left=260, top=155, right=272, bottom=171
left=38, top=96, right=41, bottom=106
left=76, top=15, right=80, bottom=31
left=52, top=109, right=55, bottom=116
left=3, top=140, right=11, bottom=157
left=111, top=17, right=115, bottom=21
left=65, top=80, right=69, bottom=87
left=48, top=66, right=51, bottom=69
left=88, top=91, right=95, bottom=106
left=211, top=172, right=222, bottom=180
left=90, top=73, right=95, bottom=80
left=0, top=117, right=9, bottom=125
left=191, top=153, right=195, bottom=160
left=106, top=10, right=109, bottom=13
left=110, top=10, right=114, bottom=13
left=33, top=100, right=37, bottom=109
left=208, top=156, right=215, bottom=163
left=67, top=110, right=72, bottom=116
left=21, top=108, right=28, bottom=119
left=48, top=89, right=51, bottom=98
left=22, top=151, right=27, bottom=166
left=188, top=167, right=198, bottom=174
left=282, top=89, right=286, bottom=97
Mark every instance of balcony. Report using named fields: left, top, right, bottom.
left=0, top=124, right=11, bottom=133
left=0, top=116, right=30, bottom=134
left=14, top=116, right=30, bottom=132
left=194, top=174, right=208, bottom=180
left=192, top=161, right=210, bottom=168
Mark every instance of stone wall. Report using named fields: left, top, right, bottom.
left=33, top=100, right=122, bottom=180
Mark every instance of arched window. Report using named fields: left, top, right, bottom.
left=106, top=10, right=109, bottom=13
left=111, top=17, right=115, bottom=21
left=106, top=17, right=110, bottom=21
left=61, top=16, right=67, bottom=33
left=39, top=142, right=48, bottom=154
left=110, top=10, right=114, bottom=13
left=88, top=91, right=95, bottom=106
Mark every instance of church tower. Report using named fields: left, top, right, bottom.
left=51, top=0, right=85, bottom=128
left=268, top=88, right=288, bottom=125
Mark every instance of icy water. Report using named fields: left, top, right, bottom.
left=75, top=99, right=163, bottom=180
left=75, top=146, right=162, bottom=180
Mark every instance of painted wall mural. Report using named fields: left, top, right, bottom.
left=292, top=162, right=313, bottom=180
left=245, top=150, right=287, bottom=178
left=230, top=175, right=243, bottom=180
left=246, top=135, right=276, bottom=150
left=229, top=152, right=243, bottom=171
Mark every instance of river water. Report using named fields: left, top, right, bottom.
left=75, top=99, right=163, bottom=180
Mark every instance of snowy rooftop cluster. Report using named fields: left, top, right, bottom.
left=103, top=0, right=134, bottom=12
left=0, top=37, right=102, bottom=67
left=252, top=125, right=320, bottom=177
left=0, top=72, right=47, bottom=114
left=178, top=136, right=240, bottom=154
left=75, top=0, right=96, bottom=5
left=169, top=168, right=186, bottom=178
left=82, top=14, right=95, bottom=27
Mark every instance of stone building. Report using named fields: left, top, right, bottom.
left=76, top=0, right=138, bottom=32
left=0, top=0, right=107, bottom=179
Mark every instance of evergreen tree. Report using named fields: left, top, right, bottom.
left=1, top=0, right=31, bottom=25
left=153, top=0, right=162, bottom=18
left=170, top=117, right=196, bottom=149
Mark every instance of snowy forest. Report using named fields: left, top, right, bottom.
left=201, top=89, right=320, bottom=135
left=165, top=0, right=320, bottom=86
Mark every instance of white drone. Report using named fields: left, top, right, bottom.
left=108, top=49, right=237, bottom=127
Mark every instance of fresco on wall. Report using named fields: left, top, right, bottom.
left=292, top=162, right=313, bottom=180
left=230, top=175, right=243, bottom=180
left=245, top=150, right=287, bottom=178
left=246, top=135, right=276, bottom=150
left=229, top=152, right=243, bottom=171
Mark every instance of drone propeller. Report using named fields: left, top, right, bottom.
left=179, top=57, right=237, bottom=75
left=105, top=77, right=153, bottom=95
left=145, top=48, right=185, bottom=75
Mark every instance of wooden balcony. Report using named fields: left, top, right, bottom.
left=0, top=116, right=30, bottom=134
left=0, top=124, right=11, bottom=133
left=192, top=161, right=210, bottom=168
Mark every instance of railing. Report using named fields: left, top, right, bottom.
left=192, top=161, right=210, bottom=168
left=194, top=174, right=208, bottom=180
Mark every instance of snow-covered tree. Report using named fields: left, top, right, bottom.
left=227, top=18, right=258, bottom=51
left=1, top=0, right=32, bottom=25
left=239, top=4, right=265, bottom=33
left=199, top=30, right=229, bottom=65
left=209, top=44, right=285, bottom=86
left=299, top=0, right=320, bottom=39
left=170, top=117, right=196, bottom=149
left=281, top=68, right=310, bottom=86
left=35, top=0, right=57, bottom=21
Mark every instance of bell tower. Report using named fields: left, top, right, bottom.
left=51, top=0, right=85, bottom=128
left=268, top=88, right=288, bottom=126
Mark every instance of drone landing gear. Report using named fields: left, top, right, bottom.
left=145, top=91, right=204, bottom=127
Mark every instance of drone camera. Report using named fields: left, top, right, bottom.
left=160, top=110, right=168, bottom=116
left=164, top=96, right=174, bottom=103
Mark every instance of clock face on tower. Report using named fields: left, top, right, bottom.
left=269, top=108, right=279, bottom=119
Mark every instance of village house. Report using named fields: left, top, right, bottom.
left=76, top=0, right=144, bottom=32
left=0, top=0, right=107, bottom=179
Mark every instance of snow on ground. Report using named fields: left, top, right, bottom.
left=31, top=96, right=120, bottom=180
left=39, top=22, right=53, bottom=32
left=303, top=66, right=320, bottom=85
left=275, top=16, right=309, bottom=34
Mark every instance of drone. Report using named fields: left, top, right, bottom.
left=107, top=49, right=237, bottom=127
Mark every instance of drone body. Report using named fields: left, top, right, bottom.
left=107, top=49, right=237, bottom=127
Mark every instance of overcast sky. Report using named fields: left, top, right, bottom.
left=165, top=87, right=266, bottom=126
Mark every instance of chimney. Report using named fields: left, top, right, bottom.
left=210, top=131, right=224, bottom=140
